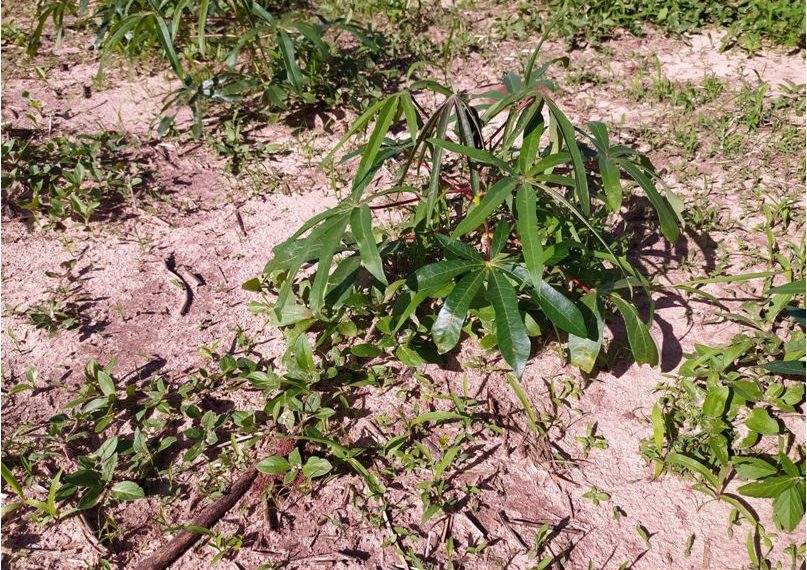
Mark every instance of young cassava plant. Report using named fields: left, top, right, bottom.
left=247, top=46, right=683, bottom=378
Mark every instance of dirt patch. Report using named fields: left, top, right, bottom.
left=2, top=19, right=804, bottom=570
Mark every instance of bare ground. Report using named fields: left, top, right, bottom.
left=1, top=23, right=805, bottom=570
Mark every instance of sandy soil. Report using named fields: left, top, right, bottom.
left=1, top=22, right=804, bottom=570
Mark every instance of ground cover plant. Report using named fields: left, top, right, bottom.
left=1, top=122, right=151, bottom=227
left=28, top=0, right=394, bottom=135
left=1, top=0, right=805, bottom=567
left=492, top=0, right=806, bottom=52
left=644, top=278, right=805, bottom=545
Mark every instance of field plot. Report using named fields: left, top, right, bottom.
left=1, top=1, right=805, bottom=569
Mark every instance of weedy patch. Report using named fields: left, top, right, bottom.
left=644, top=277, right=806, bottom=563
left=28, top=0, right=396, bottom=136
left=1, top=124, right=152, bottom=228
left=494, top=0, right=806, bottom=52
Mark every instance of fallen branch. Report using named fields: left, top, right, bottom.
left=133, top=466, right=258, bottom=570
left=163, top=254, right=193, bottom=316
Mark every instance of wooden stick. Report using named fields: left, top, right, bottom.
left=133, top=467, right=258, bottom=570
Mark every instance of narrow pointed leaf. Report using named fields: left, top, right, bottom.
left=433, top=270, right=486, bottom=353
left=309, top=216, right=350, bottom=315
left=487, top=270, right=531, bottom=378
left=530, top=280, right=587, bottom=337
left=452, top=177, right=517, bottom=237
left=617, top=160, right=680, bottom=243
left=152, top=14, right=183, bottom=77
left=436, top=234, right=483, bottom=260
left=610, top=294, right=659, bottom=366
left=424, top=107, right=452, bottom=222
left=568, top=292, right=604, bottom=372
left=321, top=97, right=388, bottom=166
left=355, top=95, right=399, bottom=191
left=427, top=139, right=511, bottom=173
left=277, top=30, right=304, bottom=92
left=544, top=99, right=589, bottom=216
left=515, top=184, right=543, bottom=289
left=350, top=204, right=387, bottom=284
left=407, top=259, right=479, bottom=292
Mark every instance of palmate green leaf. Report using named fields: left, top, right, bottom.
left=487, top=270, right=531, bottom=378
left=452, top=177, right=517, bottom=237
left=610, top=294, right=659, bottom=366
left=617, top=160, right=680, bottom=243
left=277, top=29, right=304, bottom=92
left=515, top=184, right=544, bottom=289
left=433, top=269, right=486, bottom=354
left=543, top=98, right=589, bottom=216
left=350, top=204, right=387, bottom=285
left=407, top=259, right=479, bottom=292
left=568, top=292, right=604, bottom=373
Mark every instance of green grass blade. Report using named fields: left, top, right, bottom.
left=277, top=29, right=304, bottom=92
left=152, top=13, right=183, bottom=77
left=197, top=0, right=211, bottom=55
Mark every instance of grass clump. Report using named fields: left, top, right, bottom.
left=492, top=0, right=805, bottom=52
